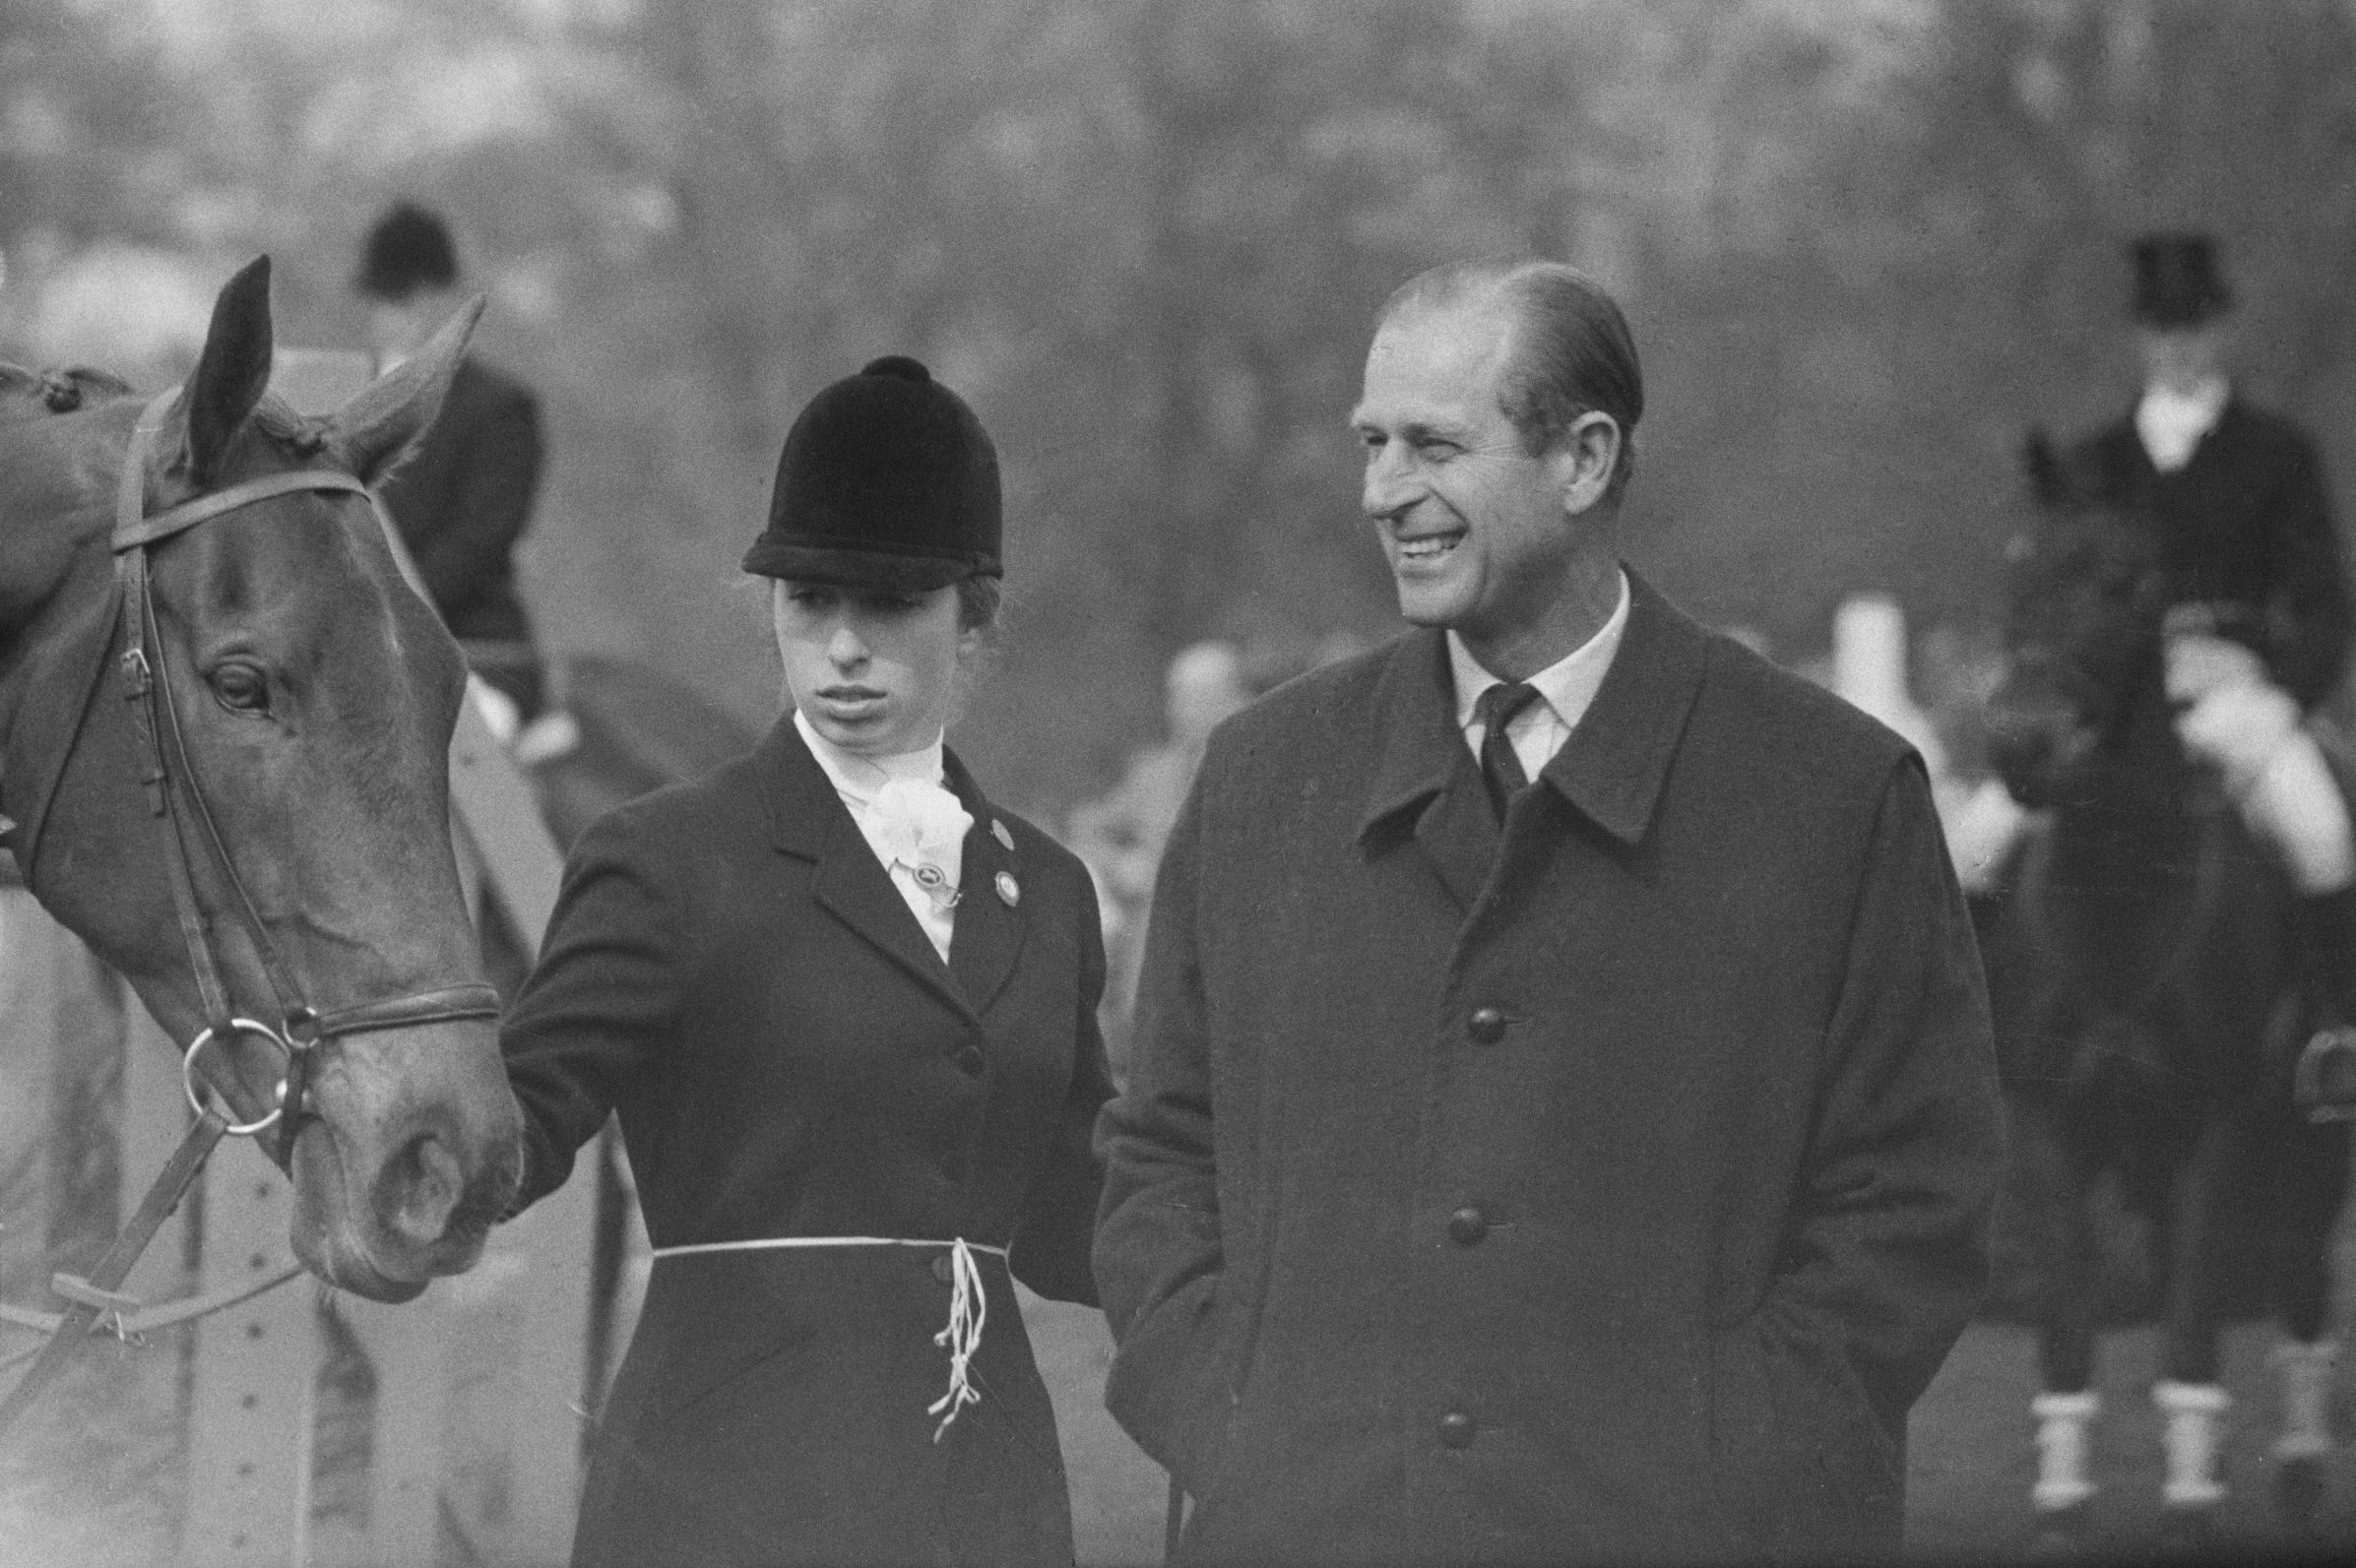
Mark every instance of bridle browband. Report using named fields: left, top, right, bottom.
left=56, top=387, right=499, bottom=1162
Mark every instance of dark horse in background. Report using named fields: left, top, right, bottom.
left=1980, top=430, right=2352, bottom=1546
left=0, top=258, right=522, bottom=1316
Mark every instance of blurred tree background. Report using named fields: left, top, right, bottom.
left=8, top=0, right=2356, bottom=819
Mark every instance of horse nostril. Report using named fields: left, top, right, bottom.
left=379, top=1131, right=465, bottom=1248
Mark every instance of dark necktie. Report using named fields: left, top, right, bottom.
left=1474, top=681, right=1541, bottom=821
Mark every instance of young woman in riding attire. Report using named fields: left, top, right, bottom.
left=500, top=357, right=1112, bottom=1568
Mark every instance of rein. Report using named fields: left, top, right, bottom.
left=0, top=388, right=501, bottom=1437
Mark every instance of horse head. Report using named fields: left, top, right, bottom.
left=0, top=256, right=522, bottom=1302
left=1985, top=428, right=2173, bottom=810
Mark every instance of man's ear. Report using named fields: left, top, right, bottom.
left=1556, top=410, right=1622, bottom=516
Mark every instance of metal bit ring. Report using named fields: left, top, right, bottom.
left=180, top=1019, right=294, bottom=1137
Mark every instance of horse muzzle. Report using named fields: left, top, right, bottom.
left=287, top=1018, right=523, bottom=1301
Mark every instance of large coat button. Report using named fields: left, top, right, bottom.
left=1438, top=1411, right=1477, bottom=1448
left=955, top=1044, right=987, bottom=1077
left=1467, top=1007, right=1508, bottom=1045
left=1447, top=1206, right=1488, bottom=1245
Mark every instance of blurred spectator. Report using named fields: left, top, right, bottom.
left=1067, top=640, right=1253, bottom=1071
left=12, top=243, right=213, bottom=388
left=356, top=201, right=558, bottom=751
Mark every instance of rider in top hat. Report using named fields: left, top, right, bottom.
left=500, top=356, right=1112, bottom=1568
left=2053, top=226, right=2356, bottom=1523
left=355, top=201, right=553, bottom=743
left=2069, top=235, right=2356, bottom=1098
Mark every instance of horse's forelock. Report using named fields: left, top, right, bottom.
left=251, top=395, right=333, bottom=460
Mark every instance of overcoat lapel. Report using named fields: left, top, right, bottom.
left=1535, top=571, right=1706, bottom=848
left=1356, top=631, right=1497, bottom=912
left=1353, top=570, right=1708, bottom=900
left=755, top=719, right=972, bottom=1019
left=944, top=748, right=1027, bottom=1015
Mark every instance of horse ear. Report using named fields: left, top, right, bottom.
left=178, top=256, right=276, bottom=483
left=327, top=294, right=484, bottom=484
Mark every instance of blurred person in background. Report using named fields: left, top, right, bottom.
left=1066, top=639, right=1253, bottom=1074
left=500, top=355, right=1113, bottom=1567
left=2097, top=234, right=2356, bottom=1110
left=1963, top=235, right=2356, bottom=1109
left=1093, top=256, right=2003, bottom=1564
left=356, top=200, right=557, bottom=750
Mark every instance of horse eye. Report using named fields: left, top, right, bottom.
left=209, top=662, right=271, bottom=713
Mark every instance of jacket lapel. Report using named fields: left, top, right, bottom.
left=1355, top=631, right=1496, bottom=911
left=756, top=719, right=972, bottom=1019
left=1353, top=568, right=1710, bottom=897
left=943, top=748, right=1027, bottom=1015
left=1535, top=569, right=1707, bottom=847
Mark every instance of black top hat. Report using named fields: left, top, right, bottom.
left=2130, top=232, right=2232, bottom=329
left=355, top=202, right=460, bottom=301
left=743, top=356, right=1002, bottom=591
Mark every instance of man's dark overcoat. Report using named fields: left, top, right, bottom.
left=504, top=718, right=1113, bottom=1568
left=377, top=356, right=541, bottom=649
left=1094, top=573, right=2005, bottom=1566
left=2077, top=399, right=2353, bottom=707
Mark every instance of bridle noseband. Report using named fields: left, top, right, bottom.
left=67, top=388, right=499, bottom=1162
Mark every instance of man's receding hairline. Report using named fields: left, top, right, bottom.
left=1369, top=285, right=1526, bottom=421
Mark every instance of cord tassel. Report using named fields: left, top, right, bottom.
left=927, top=1236, right=987, bottom=1440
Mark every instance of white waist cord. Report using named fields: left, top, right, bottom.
left=650, top=1234, right=1007, bottom=1440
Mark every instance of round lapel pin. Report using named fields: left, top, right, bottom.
left=994, top=871, right=1020, bottom=908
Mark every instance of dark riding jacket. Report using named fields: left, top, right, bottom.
left=2078, top=399, right=2353, bottom=708
left=1094, top=574, right=2005, bottom=1565
left=503, top=718, right=1112, bottom=1568
left=376, top=357, right=542, bottom=650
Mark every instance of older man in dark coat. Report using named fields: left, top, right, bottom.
left=1094, top=258, right=2005, bottom=1565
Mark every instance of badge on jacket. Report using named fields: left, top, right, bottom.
left=995, top=871, right=1020, bottom=908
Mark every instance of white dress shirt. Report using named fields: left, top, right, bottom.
left=795, top=710, right=970, bottom=963
left=2135, top=377, right=2228, bottom=473
left=1448, top=569, right=1631, bottom=783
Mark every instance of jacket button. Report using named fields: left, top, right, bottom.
left=1447, top=1206, right=1488, bottom=1245
left=1467, top=1007, right=1507, bottom=1045
left=932, top=1253, right=955, bottom=1285
left=955, top=1045, right=987, bottom=1077
left=1438, top=1411, right=1477, bottom=1448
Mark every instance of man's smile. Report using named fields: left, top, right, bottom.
left=1394, top=528, right=1466, bottom=562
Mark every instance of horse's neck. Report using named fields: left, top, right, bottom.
left=2047, top=661, right=2203, bottom=959
left=0, top=408, right=127, bottom=638
left=0, top=410, right=131, bottom=831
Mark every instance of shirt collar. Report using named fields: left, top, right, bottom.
left=792, top=708, right=944, bottom=804
left=2136, top=375, right=2230, bottom=429
left=1447, top=569, right=1631, bottom=733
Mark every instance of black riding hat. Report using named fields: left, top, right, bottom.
left=2130, top=232, right=2232, bottom=329
left=356, top=202, right=460, bottom=301
left=743, top=356, right=1002, bottom=592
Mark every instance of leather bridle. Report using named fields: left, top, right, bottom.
left=32, top=388, right=500, bottom=1164
left=0, top=389, right=503, bottom=1438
